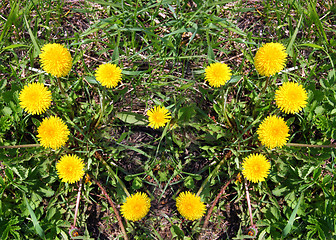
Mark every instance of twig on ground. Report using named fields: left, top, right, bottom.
left=73, top=178, right=83, bottom=227
left=199, top=179, right=232, bottom=240
left=95, top=179, right=129, bottom=240
left=287, top=142, right=336, bottom=148
left=244, top=179, right=254, bottom=226
left=0, top=144, right=40, bottom=149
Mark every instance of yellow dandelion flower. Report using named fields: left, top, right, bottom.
left=242, top=153, right=271, bottom=183
left=56, top=154, right=85, bottom=184
left=254, top=42, right=287, bottom=77
left=257, top=115, right=289, bottom=149
left=19, top=82, right=52, bottom=115
left=275, top=81, right=308, bottom=114
left=95, top=63, right=122, bottom=88
left=37, top=116, right=70, bottom=150
left=40, top=43, right=72, bottom=78
left=204, top=62, right=232, bottom=87
left=176, top=191, right=206, bottom=221
left=147, top=106, right=171, bottom=129
left=121, top=192, right=151, bottom=221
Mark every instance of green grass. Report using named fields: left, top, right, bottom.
left=0, top=0, right=336, bottom=239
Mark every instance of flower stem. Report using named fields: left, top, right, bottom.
left=259, top=76, right=270, bottom=97
left=0, top=144, right=40, bottom=149
left=221, top=88, right=232, bottom=128
left=73, top=178, right=82, bottom=227
left=56, top=77, right=67, bottom=96
left=244, top=178, right=254, bottom=226
left=287, top=142, right=336, bottom=148
left=253, top=76, right=271, bottom=118
left=95, top=179, right=129, bottom=240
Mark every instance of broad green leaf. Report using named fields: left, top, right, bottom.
left=207, top=45, right=215, bottom=64
left=84, top=76, right=98, bottom=84
left=115, top=112, right=147, bottom=125
left=111, top=46, right=119, bottom=65
left=183, top=176, right=194, bottom=189
left=171, top=225, right=185, bottom=239
left=132, top=177, right=143, bottom=190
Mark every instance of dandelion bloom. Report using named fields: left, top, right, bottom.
left=204, top=62, right=232, bottom=87
left=254, top=42, right=287, bottom=77
left=19, top=82, right=52, bottom=115
left=95, top=63, right=122, bottom=88
left=56, top=154, right=85, bottom=184
left=257, top=115, right=289, bottom=149
left=242, top=153, right=271, bottom=183
left=121, top=192, right=151, bottom=221
left=37, top=116, right=70, bottom=149
left=275, top=81, right=308, bottom=114
left=40, top=43, right=72, bottom=78
left=147, top=106, right=171, bottom=129
left=176, top=191, right=206, bottom=221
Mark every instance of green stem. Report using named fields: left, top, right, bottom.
left=287, top=143, right=336, bottom=148
left=221, top=87, right=232, bottom=128
left=259, top=76, right=270, bottom=97
left=99, top=154, right=130, bottom=197
left=94, top=88, right=107, bottom=129
left=196, top=157, right=226, bottom=196
left=56, top=77, right=67, bottom=96
left=253, top=76, right=271, bottom=118
left=0, top=144, right=40, bottom=149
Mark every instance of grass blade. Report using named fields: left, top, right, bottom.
left=286, top=14, right=302, bottom=55
left=0, top=2, right=19, bottom=43
left=23, top=14, right=40, bottom=54
left=282, top=192, right=304, bottom=237
left=23, top=194, right=45, bottom=239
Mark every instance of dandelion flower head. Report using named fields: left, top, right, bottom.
left=147, top=105, right=171, bottom=129
left=19, top=82, right=52, bottom=115
left=95, top=63, right=122, bottom=88
left=205, top=62, right=232, bottom=87
left=40, top=43, right=72, bottom=78
left=176, top=191, right=206, bottom=221
left=275, top=81, right=308, bottom=114
left=254, top=42, right=287, bottom=77
left=242, top=153, right=271, bottom=183
left=121, top=192, right=151, bottom=221
left=56, top=154, right=85, bottom=184
left=257, top=115, right=289, bottom=149
left=37, top=116, right=70, bottom=150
